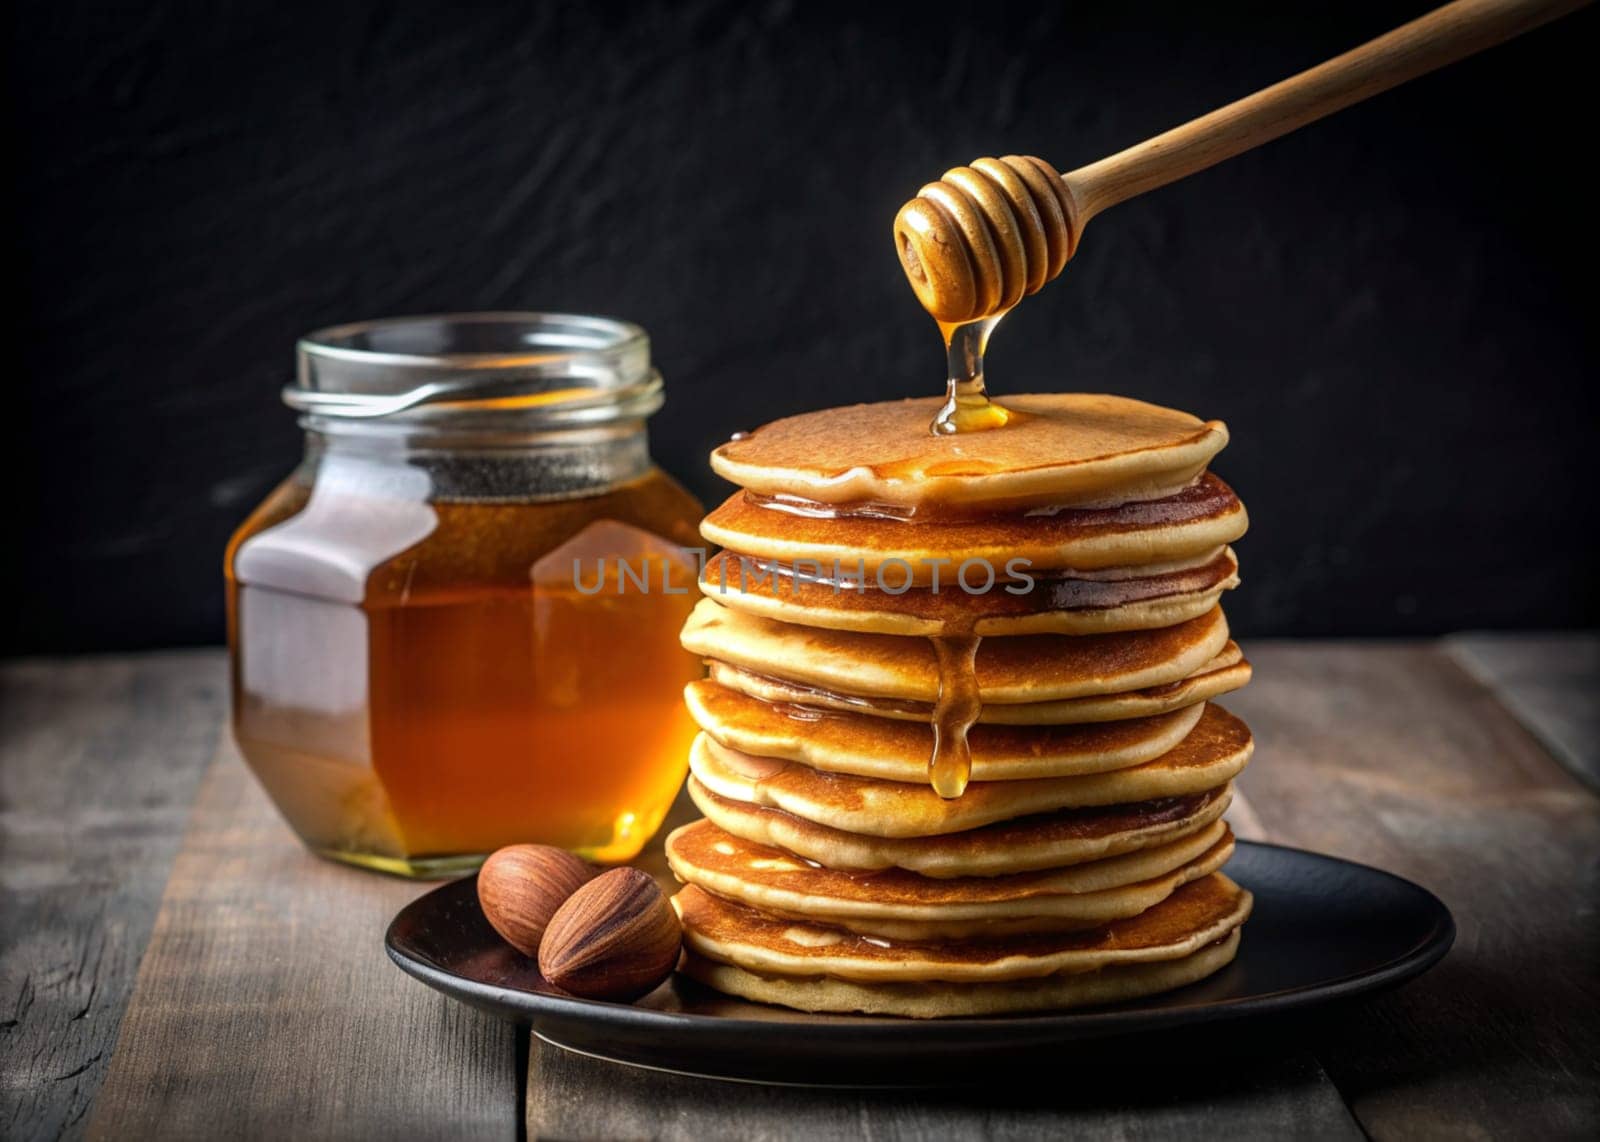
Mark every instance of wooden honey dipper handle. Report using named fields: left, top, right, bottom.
left=895, top=0, right=1591, bottom=323
left=1068, top=0, right=1586, bottom=220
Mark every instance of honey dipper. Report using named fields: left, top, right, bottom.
left=894, top=0, right=1590, bottom=323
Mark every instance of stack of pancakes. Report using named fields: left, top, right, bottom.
left=665, top=393, right=1255, bottom=1017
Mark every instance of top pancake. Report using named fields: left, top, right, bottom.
left=711, top=394, right=1228, bottom=510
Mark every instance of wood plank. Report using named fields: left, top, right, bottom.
left=28, top=640, right=1586, bottom=1137
left=84, top=742, right=519, bottom=1141
left=1, top=651, right=224, bottom=1141
left=1228, top=641, right=1600, bottom=1140
left=527, top=1028, right=1363, bottom=1141
left=1444, top=631, right=1599, bottom=791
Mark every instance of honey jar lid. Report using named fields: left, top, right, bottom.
left=286, top=312, right=662, bottom=427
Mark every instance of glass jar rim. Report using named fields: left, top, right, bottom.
left=287, top=312, right=662, bottom=428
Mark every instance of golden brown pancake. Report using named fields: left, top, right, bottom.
left=705, top=643, right=1251, bottom=726
left=679, top=930, right=1241, bottom=1017
left=688, top=704, right=1253, bottom=838
left=699, top=547, right=1240, bottom=636
left=681, top=599, right=1232, bottom=705
left=685, top=679, right=1205, bottom=782
left=700, top=473, right=1248, bottom=579
left=689, top=779, right=1235, bottom=877
left=666, top=818, right=1234, bottom=939
left=673, top=872, right=1252, bottom=983
left=710, top=393, right=1229, bottom=511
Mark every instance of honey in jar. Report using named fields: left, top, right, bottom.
left=225, top=314, right=704, bottom=876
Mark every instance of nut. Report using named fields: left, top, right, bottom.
left=538, top=868, right=682, bottom=1002
left=478, top=844, right=596, bottom=957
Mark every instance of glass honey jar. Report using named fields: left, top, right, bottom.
left=225, top=314, right=704, bottom=876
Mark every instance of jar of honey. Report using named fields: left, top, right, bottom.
left=225, top=314, right=704, bottom=876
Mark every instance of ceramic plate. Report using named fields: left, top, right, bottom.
left=385, top=841, right=1453, bottom=1085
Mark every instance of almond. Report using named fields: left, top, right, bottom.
left=538, top=868, right=682, bottom=1002
left=478, top=844, right=595, bottom=957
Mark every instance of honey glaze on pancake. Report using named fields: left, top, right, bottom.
left=684, top=680, right=1204, bottom=782
left=688, top=777, right=1235, bottom=877
left=736, top=472, right=1237, bottom=525
left=696, top=588, right=987, bottom=797
left=700, top=473, right=1246, bottom=579
left=713, top=396, right=1220, bottom=486
left=709, top=394, right=1227, bottom=510
left=688, top=704, right=1253, bottom=838
left=700, top=548, right=1238, bottom=627
left=704, top=643, right=1248, bottom=726
left=681, top=599, right=1230, bottom=705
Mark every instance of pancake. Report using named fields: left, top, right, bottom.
left=690, top=779, right=1235, bottom=877
left=699, top=547, right=1240, bottom=636
left=681, top=598, right=1231, bottom=706
left=679, top=930, right=1241, bottom=1017
left=673, top=872, right=1252, bottom=983
left=685, top=679, right=1205, bottom=782
left=701, top=473, right=1248, bottom=579
left=666, top=818, right=1234, bottom=939
left=688, top=703, right=1253, bottom=838
left=706, top=643, right=1251, bottom=726
left=710, top=393, right=1229, bottom=511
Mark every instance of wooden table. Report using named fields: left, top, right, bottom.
left=3, top=638, right=1596, bottom=1140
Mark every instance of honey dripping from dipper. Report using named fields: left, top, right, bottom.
left=932, top=316, right=1012, bottom=435
left=895, top=157, right=1079, bottom=796
left=925, top=317, right=1013, bottom=796
left=917, top=234, right=1019, bottom=797
left=923, top=334, right=997, bottom=797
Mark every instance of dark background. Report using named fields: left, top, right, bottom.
left=9, top=0, right=1595, bottom=654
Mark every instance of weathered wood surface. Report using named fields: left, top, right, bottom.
left=1445, top=631, right=1599, bottom=791
left=1, top=652, right=223, bottom=1141
left=2, top=638, right=1594, bottom=1140
left=525, top=1033, right=1363, bottom=1141
left=1229, top=641, right=1600, bottom=1141
left=82, top=742, right=520, bottom=1141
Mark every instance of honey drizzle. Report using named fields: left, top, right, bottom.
left=932, top=316, right=1011, bottom=435
left=925, top=310, right=1003, bottom=794
left=927, top=627, right=983, bottom=798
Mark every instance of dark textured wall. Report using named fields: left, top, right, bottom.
left=9, top=0, right=1596, bottom=653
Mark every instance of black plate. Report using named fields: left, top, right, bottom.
left=385, top=841, right=1453, bottom=1086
